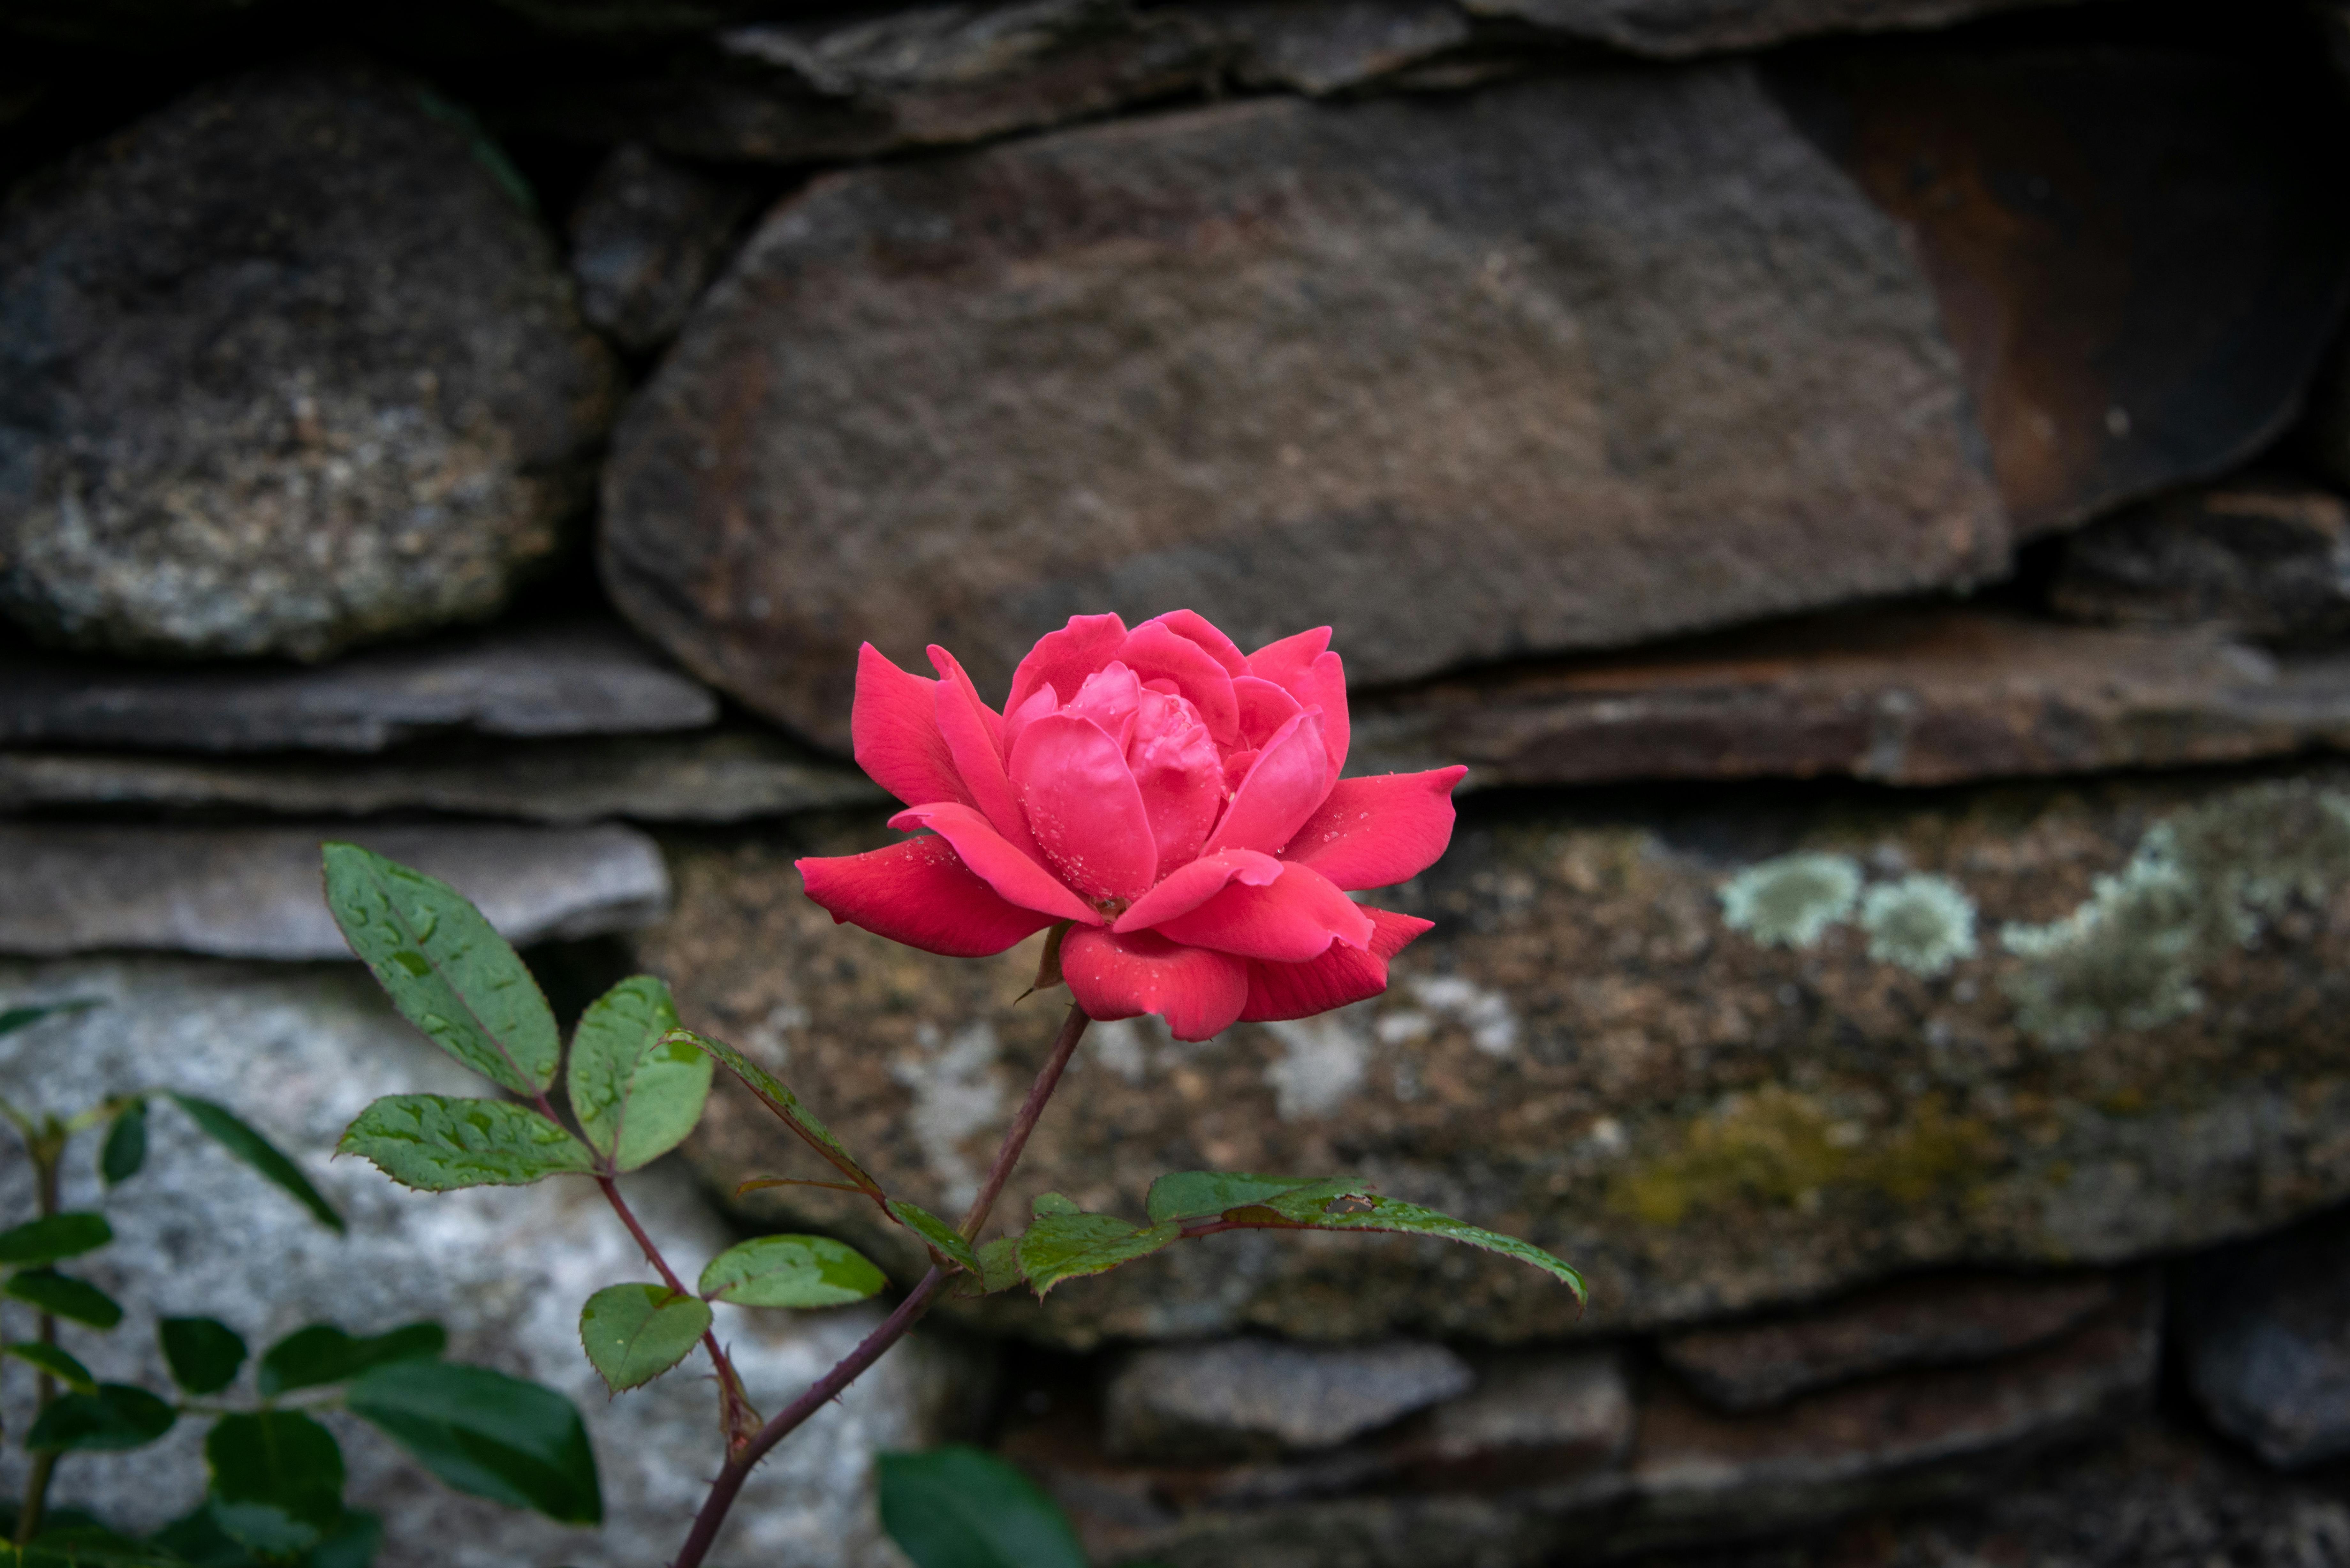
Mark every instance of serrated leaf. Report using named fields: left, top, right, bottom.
left=950, top=1237, right=1026, bottom=1300
left=99, top=1102, right=146, bottom=1187
left=876, top=1446, right=1087, bottom=1568
left=322, top=842, right=559, bottom=1096
left=167, top=1095, right=343, bottom=1233
left=0, top=999, right=98, bottom=1039
left=4, top=1269, right=123, bottom=1329
left=579, top=1284, right=709, bottom=1393
left=24, top=1385, right=176, bottom=1452
left=258, top=1321, right=445, bottom=1396
left=148, top=1503, right=379, bottom=1568
left=1013, top=1210, right=1179, bottom=1298
left=159, top=1318, right=248, bottom=1395
left=205, top=1411, right=345, bottom=1557
left=1142, top=1172, right=1354, bottom=1224
left=566, top=977, right=709, bottom=1173
left=698, top=1236, right=886, bottom=1308
left=4, top=1341, right=95, bottom=1393
left=0, top=1212, right=111, bottom=1267
left=665, top=1028, right=879, bottom=1195
left=337, top=1095, right=593, bottom=1191
left=1260, top=1188, right=1585, bottom=1301
left=885, top=1200, right=980, bottom=1275
left=345, top=1359, right=601, bottom=1524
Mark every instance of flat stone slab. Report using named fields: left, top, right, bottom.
left=0, top=823, right=670, bottom=959
left=646, top=764, right=2350, bottom=1346
left=1104, top=1339, right=1475, bottom=1459
left=0, top=728, right=881, bottom=825
left=0, top=620, right=719, bottom=753
left=2049, top=477, right=2350, bottom=644
left=1350, top=607, right=2350, bottom=790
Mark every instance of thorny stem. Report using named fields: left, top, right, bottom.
left=15, top=1131, right=63, bottom=1546
left=666, top=1000, right=1092, bottom=1568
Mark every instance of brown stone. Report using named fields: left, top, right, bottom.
left=2048, top=479, right=2350, bottom=645
left=1657, top=1270, right=2119, bottom=1413
left=641, top=765, right=2350, bottom=1349
left=603, top=68, right=2004, bottom=748
left=1349, top=607, right=2350, bottom=791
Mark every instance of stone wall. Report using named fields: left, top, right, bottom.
left=6, top=1, right=2350, bottom=1564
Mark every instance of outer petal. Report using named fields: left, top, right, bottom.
left=1116, top=621, right=1240, bottom=745
left=1237, top=908, right=1435, bottom=1023
left=1006, top=613, right=1128, bottom=719
left=798, top=840, right=1057, bottom=958
left=1248, top=630, right=1348, bottom=778
left=928, top=645, right=1040, bottom=856
left=1233, top=675, right=1304, bottom=750
left=1113, top=847, right=1283, bottom=932
left=1282, top=768, right=1468, bottom=891
left=1146, top=609, right=1247, bottom=675
left=1202, top=710, right=1329, bottom=859
left=1151, top=861, right=1373, bottom=962
left=1008, top=713, right=1158, bottom=904
left=890, top=803, right=1097, bottom=923
left=852, top=643, right=973, bottom=810
left=1062, top=927, right=1250, bottom=1042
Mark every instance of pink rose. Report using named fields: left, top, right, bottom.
left=799, top=611, right=1465, bottom=1040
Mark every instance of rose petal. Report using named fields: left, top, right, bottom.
left=890, top=802, right=1097, bottom=923
left=1062, top=926, right=1250, bottom=1042
left=1113, top=847, right=1284, bottom=932
left=929, top=645, right=1041, bottom=855
left=1202, top=710, right=1329, bottom=859
left=1247, top=629, right=1348, bottom=777
left=852, top=643, right=973, bottom=810
left=1233, top=675, right=1304, bottom=751
left=1065, top=662, right=1142, bottom=752
left=1008, top=713, right=1158, bottom=904
left=1146, top=609, right=1247, bottom=675
left=1006, top=613, right=1128, bottom=720
left=1127, top=686, right=1225, bottom=877
left=1237, top=908, right=1434, bottom=1023
left=1002, top=685, right=1059, bottom=761
left=1281, top=768, right=1468, bottom=891
left=1151, top=861, right=1373, bottom=962
left=1115, top=621, right=1240, bottom=745
left=798, top=839, right=1058, bottom=957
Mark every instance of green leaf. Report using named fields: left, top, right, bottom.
left=0, top=999, right=99, bottom=1039
left=0, top=1212, right=112, bottom=1267
left=160, top=1318, right=248, bottom=1396
left=321, top=843, right=559, bottom=1096
left=1013, top=1209, right=1179, bottom=1299
left=950, top=1238, right=1026, bottom=1300
left=167, top=1095, right=343, bottom=1234
left=345, top=1359, right=600, bottom=1525
left=205, top=1411, right=345, bottom=1557
left=99, top=1101, right=147, bottom=1187
left=664, top=1028, right=879, bottom=1194
left=1262, top=1185, right=1585, bottom=1301
left=258, top=1322, right=445, bottom=1397
left=149, top=1503, right=381, bottom=1568
left=5, top=1269, right=123, bottom=1329
left=24, top=1385, right=176, bottom=1452
left=579, top=1284, right=710, bottom=1393
left=304, top=1509, right=382, bottom=1568
left=875, top=1446, right=1087, bottom=1568
left=885, top=1200, right=980, bottom=1275
left=566, top=977, right=709, bottom=1173
left=337, top=1096, right=593, bottom=1191
left=1142, top=1172, right=1356, bottom=1224
left=0, top=1526, right=188, bottom=1568
left=4, top=1341, right=96, bottom=1393
left=698, top=1236, right=886, bottom=1308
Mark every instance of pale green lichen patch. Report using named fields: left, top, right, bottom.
left=1718, top=852, right=1861, bottom=949
left=2001, top=782, right=2350, bottom=1047
left=1859, top=874, right=1978, bottom=977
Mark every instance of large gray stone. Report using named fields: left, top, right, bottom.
left=569, top=145, right=756, bottom=356
left=0, top=958, right=975, bottom=1567
left=0, top=65, right=617, bottom=661
left=602, top=67, right=2005, bottom=747
left=0, top=823, right=670, bottom=959
left=2177, top=1204, right=2350, bottom=1471
left=1104, top=1338, right=1474, bottom=1459
left=0, top=620, right=717, bottom=753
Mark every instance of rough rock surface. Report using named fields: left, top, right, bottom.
left=0, top=959, right=976, bottom=1567
left=2048, top=479, right=2350, bottom=644
left=2175, top=1204, right=2350, bottom=1470
left=643, top=765, right=2350, bottom=1347
left=1459, top=0, right=2071, bottom=57
left=0, top=65, right=616, bottom=660
left=569, top=144, right=755, bottom=356
left=0, top=729, right=881, bottom=825
left=1348, top=607, right=2350, bottom=790
left=0, top=823, right=670, bottom=959
left=1658, top=1269, right=2119, bottom=1412
left=603, top=67, right=2004, bottom=747
left=1103, top=1338, right=1474, bottom=1459
left=0, top=620, right=717, bottom=753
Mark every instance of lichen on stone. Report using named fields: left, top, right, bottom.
left=1859, top=873, right=1978, bottom=977
left=2000, top=781, right=2350, bottom=1047
left=1718, top=851, right=1862, bottom=949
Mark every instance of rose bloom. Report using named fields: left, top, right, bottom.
left=800, top=611, right=1465, bottom=1040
